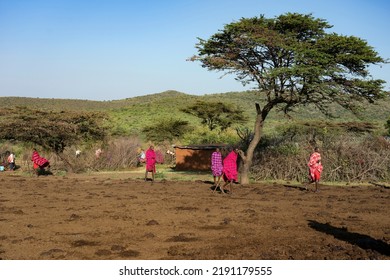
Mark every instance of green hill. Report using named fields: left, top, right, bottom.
left=1, top=90, right=389, bottom=137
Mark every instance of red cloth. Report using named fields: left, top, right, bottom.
left=145, top=148, right=156, bottom=172
left=223, top=151, right=238, bottom=181
left=31, top=151, right=49, bottom=169
left=308, top=152, right=323, bottom=182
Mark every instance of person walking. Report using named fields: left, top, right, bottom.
left=220, top=148, right=240, bottom=194
left=211, top=147, right=223, bottom=192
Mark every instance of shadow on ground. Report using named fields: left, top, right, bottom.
left=308, top=220, right=390, bottom=256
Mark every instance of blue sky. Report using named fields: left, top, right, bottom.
left=0, top=0, right=389, bottom=101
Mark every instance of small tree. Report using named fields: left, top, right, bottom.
left=181, top=100, right=248, bottom=131
left=191, top=13, right=387, bottom=184
left=0, top=107, right=107, bottom=171
left=142, top=118, right=191, bottom=143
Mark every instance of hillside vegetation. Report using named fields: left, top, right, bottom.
left=1, top=90, right=389, bottom=137
left=1, top=90, right=390, bottom=182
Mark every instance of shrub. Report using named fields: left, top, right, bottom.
left=181, top=126, right=239, bottom=145
left=44, top=137, right=143, bottom=172
left=386, top=117, right=390, bottom=136
left=251, top=131, right=390, bottom=183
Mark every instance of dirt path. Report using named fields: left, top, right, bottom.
left=0, top=172, right=389, bottom=260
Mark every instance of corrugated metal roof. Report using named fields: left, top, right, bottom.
left=174, top=144, right=227, bottom=150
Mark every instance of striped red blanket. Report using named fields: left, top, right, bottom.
left=31, top=150, right=49, bottom=168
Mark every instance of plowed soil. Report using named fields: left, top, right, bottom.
left=0, top=171, right=389, bottom=260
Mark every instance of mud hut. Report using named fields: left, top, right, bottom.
left=174, top=144, right=227, bottom=171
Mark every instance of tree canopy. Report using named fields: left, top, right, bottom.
left=191, top=13, right=386, bottom=116
left=191, top=12, right=387, bottom=184
left=181, top=100, right=248, bottom=131
left=142, top=118, right=191, bottom=143
left=0, top=107, right=107, bottom=154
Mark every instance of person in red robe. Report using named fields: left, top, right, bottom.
left=31, top=148, right=50, bottom=176
left=306, top=147, right=323, bottom=192
left=220, top=148, right=240, bottom=194
left=144, top=145, right=156, bottom=181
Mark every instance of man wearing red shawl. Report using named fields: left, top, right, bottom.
left=220, top=148, right=240, bottom=194
left=211, top=147, right=223, bottom=192
left=31, top=148, right=50, bottom=176
left=144, top=145, right=156, bottom=181
left=307, top=147, right=323, bottom=192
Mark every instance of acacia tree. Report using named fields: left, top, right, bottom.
left=191, top=13, right=387, bottom=184
left=142, top=118, right=191, bottom=143
left=0, top=107, right=107, bottom=171
left=181, top=100, right=247, bottom=131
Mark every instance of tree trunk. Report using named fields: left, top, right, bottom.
left=239, top=102, right=268, bottom=185
left=240, top=159, right=252, bottom=185
left=56, top=152, right=74, bottom=173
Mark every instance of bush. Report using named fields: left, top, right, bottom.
left=42, top=137, right=143, bottom=172
left=386, top=118, right=390, bottom=136
left=251, top=124, right=390, bottom=182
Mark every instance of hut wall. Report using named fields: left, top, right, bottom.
left=174, top=148, right=213, bottom=171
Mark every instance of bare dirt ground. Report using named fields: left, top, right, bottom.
left=0, top=170, right=389, bottom=260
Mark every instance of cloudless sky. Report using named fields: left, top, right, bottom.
left=0, top=0, right=389, bottom=101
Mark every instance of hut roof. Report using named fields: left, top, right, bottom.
left=174, top=144, right=227, bottom=150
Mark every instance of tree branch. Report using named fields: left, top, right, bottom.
left=255, top=103, right=261, bottom=115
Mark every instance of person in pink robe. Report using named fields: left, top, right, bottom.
left=220, top=148, right=240, bottom=194
left=211, top=147, right=223, bottom=192
left=144, top=145, right=156, bottom=181
left=306, top=147, right=323, bottom=192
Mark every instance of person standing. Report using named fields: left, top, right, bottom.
left=220, top=148, right=240, bottom=194
left=95, top=148, right=102, bottom=159
left=138, top=149, right=146, bottom=165
left=145, top=145, right=156, bottom=181
left=7, top=152, right=15, bottom=171
left=306, top=147, right=323, bottom=192
left=211, top=147, right=223, bottom=192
